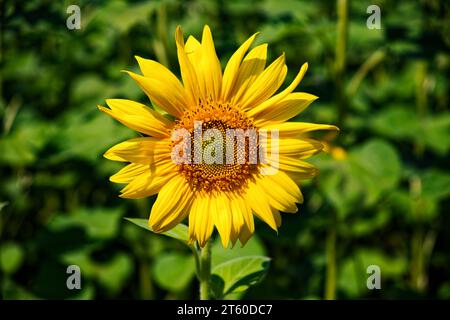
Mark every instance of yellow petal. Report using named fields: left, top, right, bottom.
left=229, top=196, right=246, bottom=247
left=125, top=71, right=186, bottom=118
left=185, top=36, right=206, bottom=98
left=247, top=62, right=309, bottom=118
left=149, top=175, right=193, bottom=232
left=270, top=170, right=303, bottom=202
left=238, top=222, right=253, bottom=246
left=238, top=195, right=254, bottom=234
left=211, top=193, right=232, bottom=248
left=262, top=155, right=318, bottom=179
left=286, top=170, right=317, bottom=184
left=120, top=174, right=173, bottom=199
left=245, top=178, right=277, bottom=231
left=229, top=44, right=268, bottom=104
left=261, top=122, right=339, bottom=138
left=240, top=54, right=287, bottom=111
left=200, top=25, right=223, bottom=100
left=264, top=137, right=324, bottom=157
left=104, top=137, right=170, bottom=163
left=233, top=195, right=254, bottom=246
left=135, top=56, right=189, bottom=115
left=258, top=174, right=300, bottom=213
left=185, top=36, right=202, bottom=59
left=99, top=99, right=172, bottom=138
left=276, top=156, right=318, bottom=177
left=110, top=163, right=148, bottom=183
left=175, top=26, right=201, bottom=107
left=119, top=159, right=177, bottom=199
left=183, top=27, right=223, bottom=102
left=272, top=208, right=282, bottom=228
left=189, top=193, right=214, bottom=247
left=221, top=33, right=258, bottom=102
left=253, top=92, right=318, bottom=126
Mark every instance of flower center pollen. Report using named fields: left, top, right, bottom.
left=172, top=99, right=259, bottom=193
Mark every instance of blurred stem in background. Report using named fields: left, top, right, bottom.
left=0, top=0, right=3, bottom=101
left=414, top=61, right=428, bottom=157
left=139, top=258, right=154, bottom=299
left=409, top=61, right=436, bottom=293
left=153, top=3, right=170, bottom=68
left=135, top=200, right=155, bottom=299
left=347, top=49, right=386, bottom=97
left=199, top=240, right=212, bottom=300
left=325, top=212, right=337, bottom=300
left=325, top=0, right=348, bottom=300
left=335, top=0, right=348, bottom=130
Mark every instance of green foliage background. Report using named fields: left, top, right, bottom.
left=0, top=0, right=449, bottom=299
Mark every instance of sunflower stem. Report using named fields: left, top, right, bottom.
left=199, top=240, right=212, bottom=300
left=324, top=0, right=348, bottom=301
left=325, top=213, right=337, bottom=300
left=335, top=0, right=348, bottom=129
left=410, top=61, right=431, bottom=292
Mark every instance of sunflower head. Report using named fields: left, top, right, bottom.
left=100, top=25, right=338, bottom=248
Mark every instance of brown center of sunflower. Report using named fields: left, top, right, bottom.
left=171, top=99, right=259, bottom=193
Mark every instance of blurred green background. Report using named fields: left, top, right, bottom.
left=0, top=0, right=449, bottom=299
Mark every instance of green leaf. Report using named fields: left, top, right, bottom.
left=48, top=208, right=123, bottom=240
left=370, top=108, right=450, bottom=155
left=421, top=113, right=450, bottom=156
left=211, top=235, right=266, bottom=267
left=69, top=285, right=96, bottom=300
left=0, top=121, right=56, bottom=166
left=1, top=279, right=38, bottom=299
left=57, top=249, right=132, bottom=297
left=370, top=107, right=419, bottom=139
left=125, top=218, right=190, bottom=244
left=89, top=1, right=157, bottom=33
left=153, top=253, right=196, bottom=292
left=96, top=253, right=133, bottom=296
left=421, top=169, right=450, bottom=201
left=0, top=202, right=8, bottom=212
left=316, top=139, right=401, bottom=216
left=53, top=111, right=132, bottom=163
left=351, top=139, right=401, bottom=192
left=338, top=249, right=407, bottom=297
left=211, top=256, right=271, bottom=299
left=347, top=209, right=390, bottom=237
left=0, top=242, right=24, bottom=275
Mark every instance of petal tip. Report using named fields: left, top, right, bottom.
left=203, top=24, right=211, bottom=33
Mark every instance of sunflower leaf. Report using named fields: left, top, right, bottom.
left=124, top=218, right=189, bottom=244
left=153, top=253, right=196, bottom=292
left=211, top=235, right=266, bottom=267
left=211, top=256, right=271, bottom=299
left=0, top=242, right=24, bottom=275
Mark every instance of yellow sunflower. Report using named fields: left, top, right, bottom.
left=100, top=25, right=338, bottom=248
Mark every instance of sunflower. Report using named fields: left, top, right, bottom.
left=100, top=25, right=338, bottom=248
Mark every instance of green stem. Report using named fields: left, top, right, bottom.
left=335, top=0, right=348, bottom=129
left=410, top=61, right=430, bottom=292
left=199, top=240, right=212, bottom=300
left=325, top=212, right=337, bottom=300
left=324, top=0, right=348, bottom=301
left=414, top=61, right=428, bottom=157
left=347, top=49, right=386, bottom=97
left=139, top=259, right=154, bottom=299
left=411, top=226, right=425, bottom=291
left=153, top=2, right=169, bottom=68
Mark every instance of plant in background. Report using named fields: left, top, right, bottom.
left=99, top=25, right=337, bottom=299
